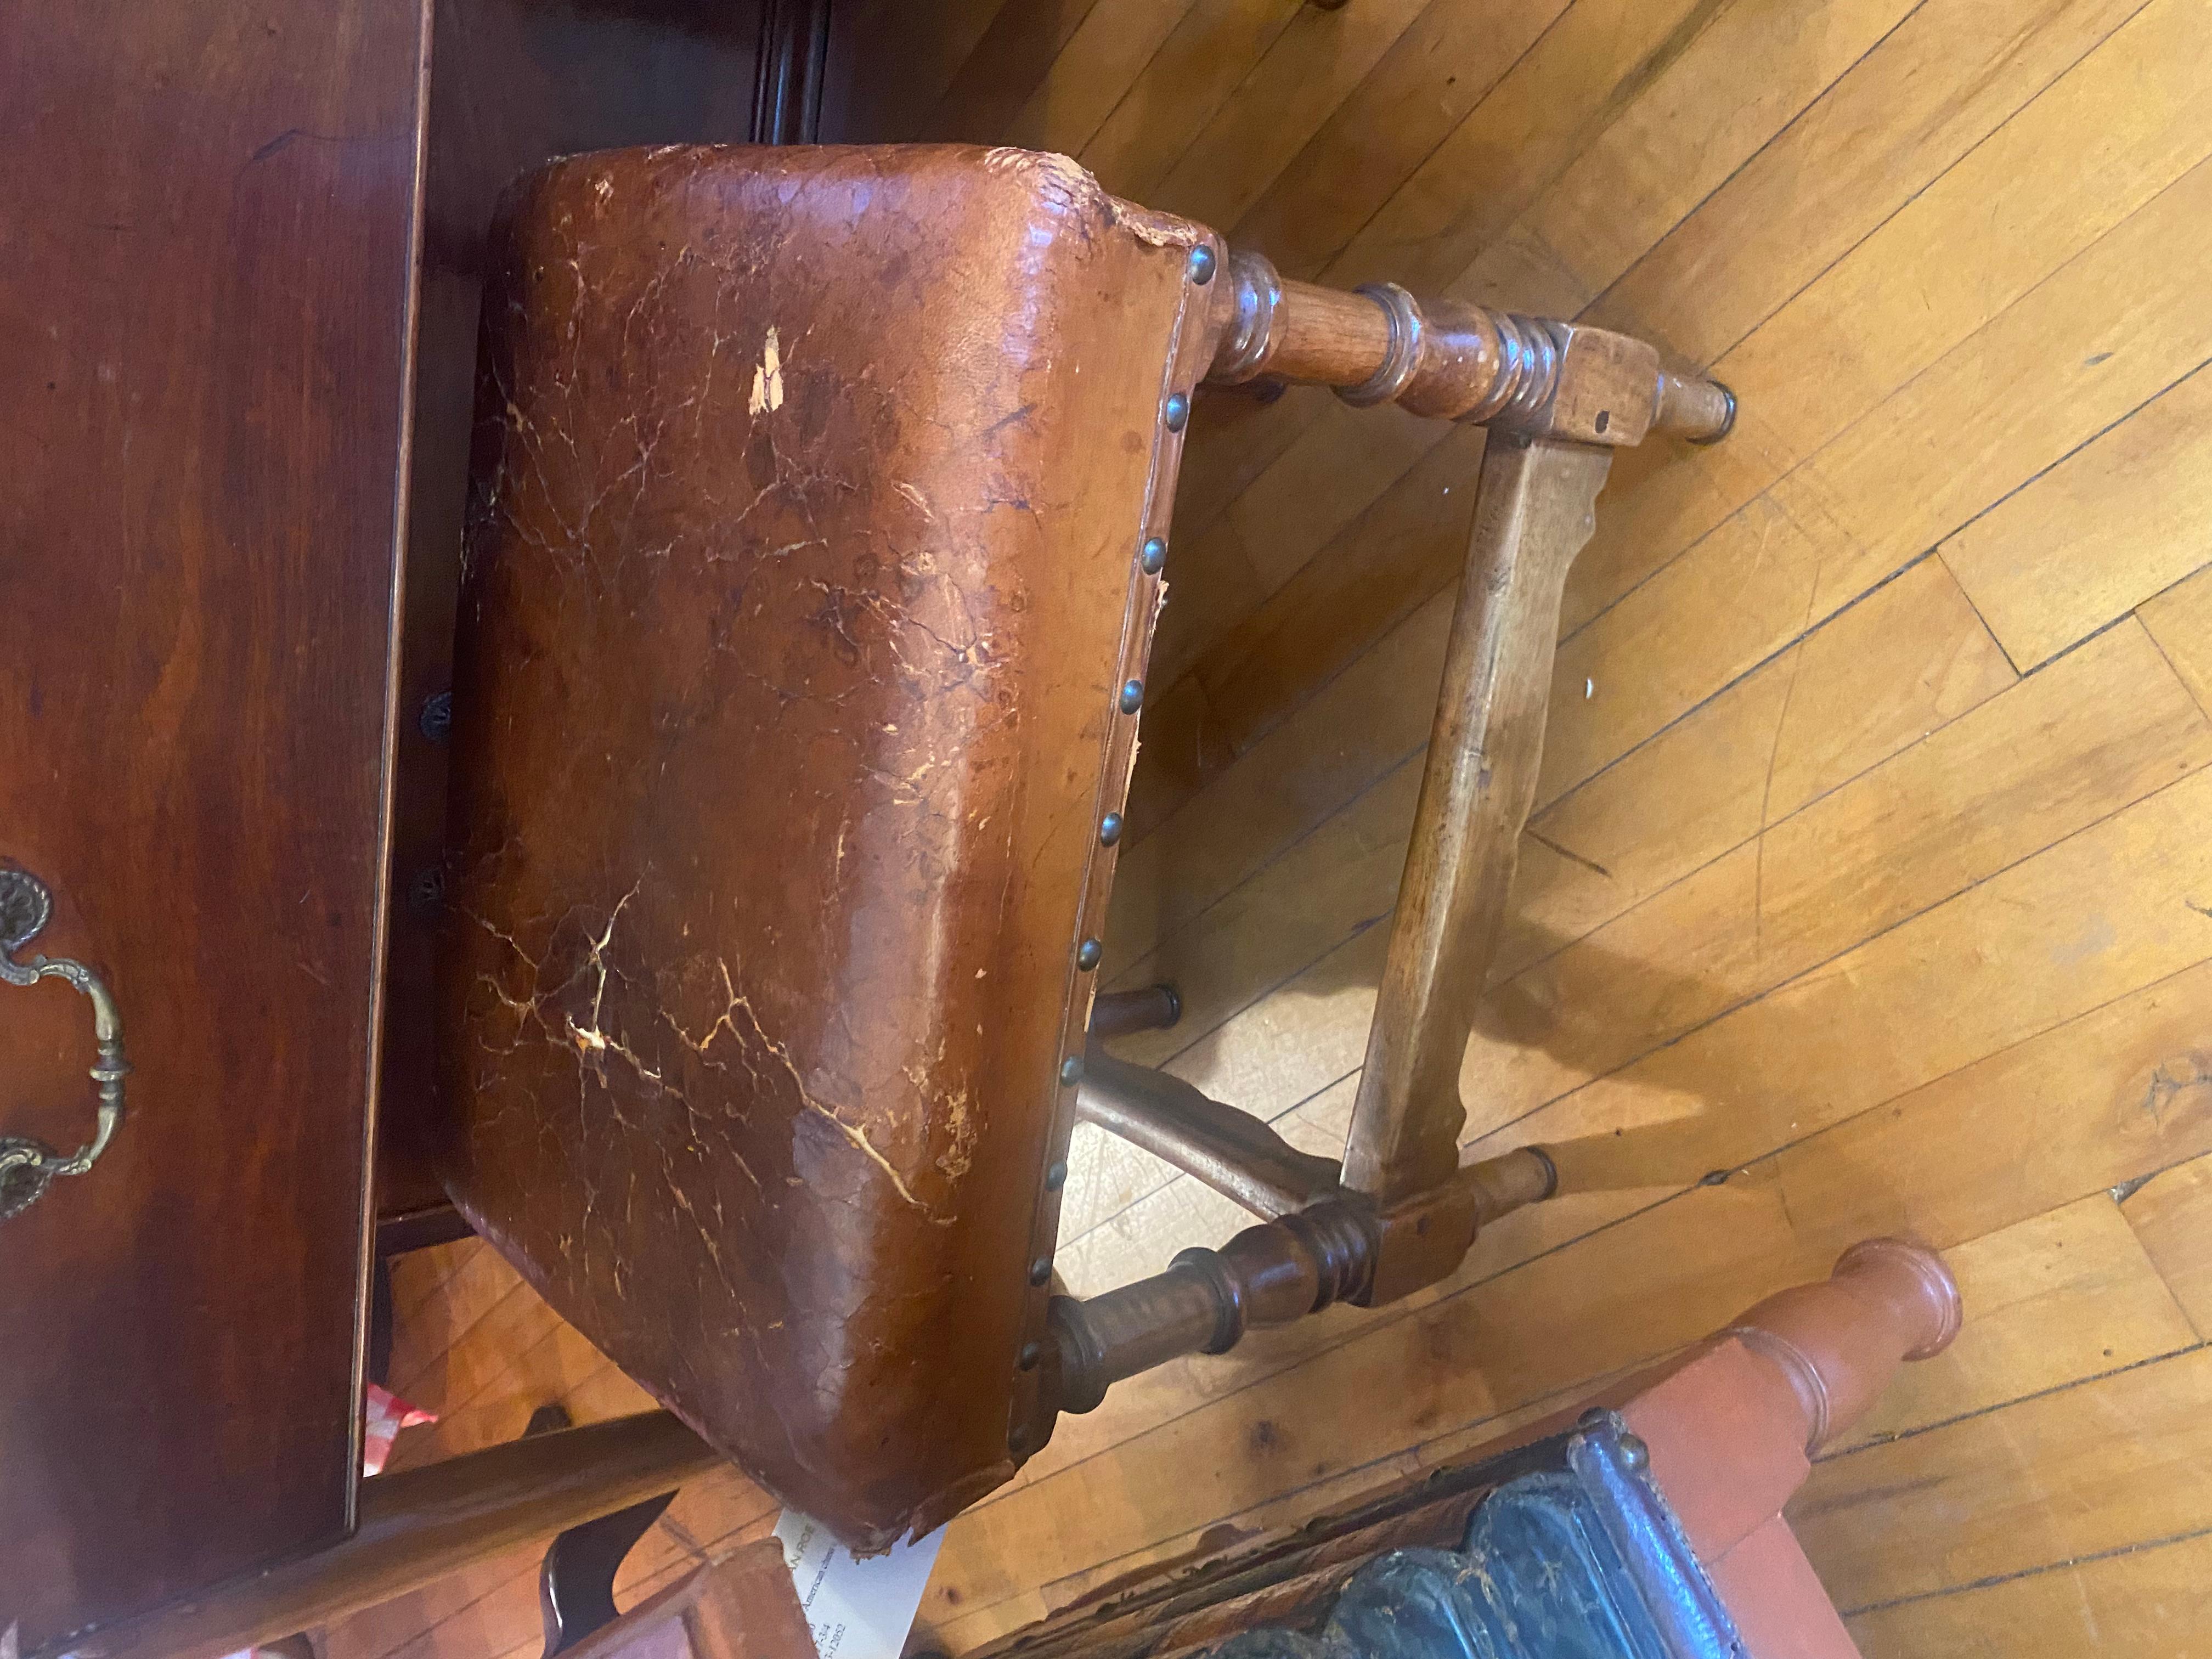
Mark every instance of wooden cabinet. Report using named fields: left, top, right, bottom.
left=0, top=3, right=432, bottom=1645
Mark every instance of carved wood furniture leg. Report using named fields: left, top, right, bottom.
left=1612, top=1238, right=1963, bottom=1659
left=1205, top=252, right=1733, bottom=441
left=1696, top=1235, right=1964, bottom=1457
left=59, top=1412, right=720, bottom=1659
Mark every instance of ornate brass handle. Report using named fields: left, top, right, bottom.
left=0, top=867, right=129, bottom=1223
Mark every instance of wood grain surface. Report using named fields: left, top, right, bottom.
left=0, top=3, right=431, bottom=1645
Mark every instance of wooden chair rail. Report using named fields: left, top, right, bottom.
left=1076, top=1046, right=1341, bottom=1219
left=48, top=1414, right=719, bottom=1659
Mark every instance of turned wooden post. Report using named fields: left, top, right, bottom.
left=1041, top=1147, right=1557, bottom=1417
left=1206, top=251, right=1734, bottom=443
left=1720, top=1235, right=1965, bottom=1452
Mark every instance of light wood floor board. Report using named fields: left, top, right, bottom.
left=1226, top=0, right=1570, bottom=280
left=1791, top=1345, right=2212, bottom=1609
left=1942, top=357, right=2212, bottom=668
left=1846, top=1525, right=2212, bottom=1657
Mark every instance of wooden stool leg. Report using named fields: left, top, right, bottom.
left=1341, top=433, right=1612, bottom=1201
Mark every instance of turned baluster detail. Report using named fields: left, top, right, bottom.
left=1205, top=249, right=1734, bottom=445
left=1044, top=1148, right=1558, bottom=1415
left=1726, top=1237, right=1964, bottom=1452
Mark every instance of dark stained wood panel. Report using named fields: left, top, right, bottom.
left=0, top=3, right=430, bottom=1646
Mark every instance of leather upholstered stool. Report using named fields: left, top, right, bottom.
left=435, top=144, right=1748, bottom=1551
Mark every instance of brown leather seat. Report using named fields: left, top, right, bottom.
left=435, top=145, right=1217, bottom=1548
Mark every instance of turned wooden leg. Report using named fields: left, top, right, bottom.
left=1605, top=1239, right=1962, bottom=1659
left=1205, top=250, right=1734, bottom=444
left=1615, top=1238, right=1963, bottom=1567
left=1041, top=1146, right=1556, bottom=1417
left=1724, top=1235, right=1965, bottom=1452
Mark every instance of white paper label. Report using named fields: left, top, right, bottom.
left=773, top=1509, right=947, bottom=1659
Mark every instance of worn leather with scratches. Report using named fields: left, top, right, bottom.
left=437, top=144, right=1215, bottom=1547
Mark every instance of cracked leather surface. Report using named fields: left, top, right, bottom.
left=435, top=144, right=1208, bottom=1547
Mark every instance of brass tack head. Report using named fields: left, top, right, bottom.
left=1008, top=1423, right=1032, bottom=1455
left=1045, top=1160, right=1068, bottom=1191
left=419, top=689, right=454, bottom=742
left=1059, top=1054, right=1084, bottom=1086
left=1018, top=1341, right=1042, bottom=1372
left=1187, top=245, right=1217, bottom=285
left=1028, top=1256, right=1053, bottom=1286
left=1618, top=1431, right=1650, bottom=1472
left=1141, top=536, right=1167, bottom=574
left=1119, top=679, right=1144, bottom=714
left=1098, top=812, right=1124, bottom=846
left=1077, top=937, right=1103, bottom=971
left=1163, top=392, right=1189, bottom=432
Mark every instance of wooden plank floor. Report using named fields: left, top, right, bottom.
left=343, top=3, right=2212, bottom=1655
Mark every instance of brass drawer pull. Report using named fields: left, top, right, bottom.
left=0, top=868, right=129, bottom=1223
